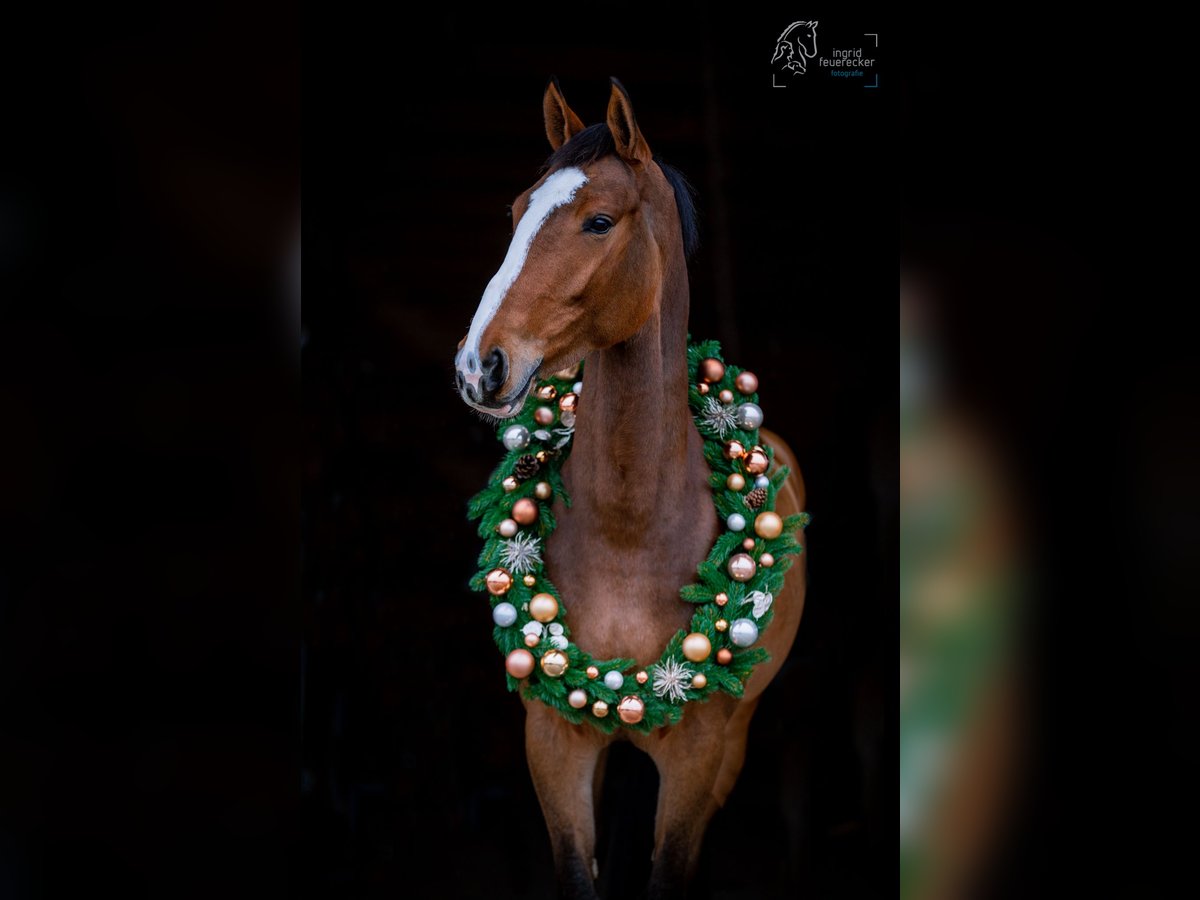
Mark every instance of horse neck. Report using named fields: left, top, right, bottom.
left=569, top=248, right=706, bottom=545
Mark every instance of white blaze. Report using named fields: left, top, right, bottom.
left=456, top=166, right=588, bottom=389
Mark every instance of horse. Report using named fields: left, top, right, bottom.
left=453, top=77, right=808, bottom=899
left=771, top=20, right=819, bottom=75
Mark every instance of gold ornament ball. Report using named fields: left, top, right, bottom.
left=568, top=689, right=588, bottom=709
left=700, top=357, right=726, bottom=383
left=682, top=632, right=712, bottom=663
left=512, top=498, right=539, bottom=525
left=697, top=382, right=710, bottom=395
left=735, top=371, right=759, bottom=394
left=715, top=619, right=729, bottom=632
left=692, top=673, right=708, bottom=689
left=717, top=648, right=733, bottom=665
left=592, top=700, right=609, bottom=718
left=524, top=633, right=540, bottom=648
left=635, top=670, right=649, bottom=685
left=506, top=649, right=535, bottom=678
left=535, top=450, right=550, bottom=464
left=742, top=447, right=769, bottom=475
left=534, top=481, right=553, bottom=500
left=715, top=592, right=729, bottom=607
left=559, top=392, right=579, bottom=413
left=760, top=553, right=775, bottom=568
left=726, top=472, right=746, bottom=491
left=754, top=511, right=784, bottom=540
left=617, top=695, right=645, bottom=724
left=586, top=665, right=600, bottom=680
left=718, top=389, right=734, bottom=404
left=529, top=592, right=559, bottom=623
left=540, top=649, right=569, bottom=677
left=523, top=574, right=537, bottom=586
left=727, top=553, right=757, bottom=582
left=534, top=406, right=555, bottom=426
left=535, top=384, right=558, bottom=401
left=742, top=537, right=755, bottom=551
left=497, top=517, right=519, bottom=537
left=502, top=476, right=519, bottom=492
left=486, top=568, right=513, bottom=595
left=724, top=440, right=746, bottom=460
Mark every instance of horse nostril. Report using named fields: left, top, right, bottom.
left=481, top=347, right=509, bottom=398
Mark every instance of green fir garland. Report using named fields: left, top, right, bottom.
left=468, top=339, right=810, bottom=733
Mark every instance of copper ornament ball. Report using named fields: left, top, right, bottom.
left=535, top=384, right=558, bottom=401
left=715, top=618, right=729, bottom=632
left=759, top=553, right=775, bottom=568
left=592, top=699, right=609, bottom=718
left=497, top=517, right=519, bottom=537
left=700, top=357, right=726, bottom=383
left=502, top=476, right=519, bottom=492
left=635, top=670, right=649, bottom=685
left=742, top=447, right=769, bottom=475
left=512, top=497, right=539, bottom=525
left=534, top=481, right=553, bottom=500
left=692, top=673, right=708, bottom=689
left=568, top=689, right=588, bottom=709
left=724, top=440, right=746, bottom=460
left=727, top=553, right=757, bottom=582
left=735, top=371, right=759, bottom=395
left=534, top=406, right=555, bottom=426
left=718, top=389, right=734, bottom=404
left=505, top=648, right=535, bottom=678
left=558, top=392, right=579, bottom=413
left=715, top=592, right=729, bottom=607
left=617, top=695, right=645, bottom=724
left=586, top=665, right=600, bottom=680
left=697, top=382, right=710, bottom=395
left=528, top=592, right=559, bottom=623
left=523, top=573, right=537, bottom=586
left=754, top=511, right=784, bottom=540
left=682, top=632, right=712, bottom=662
left=716, top=648, right=733, bottom=665
left=540, top=649, right=569, bottom=677
left=726, top=472, right=746, bottom=491
left=742, top=537, right=755, bottom=551
left=524, top=633, right=540, bottom=648
left=485, top=568, right=514, bottom=595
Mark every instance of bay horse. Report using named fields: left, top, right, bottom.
left=453, top=78, right=808, bottom=899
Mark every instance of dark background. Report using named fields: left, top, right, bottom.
left=303, top=9, right=891, bottom=899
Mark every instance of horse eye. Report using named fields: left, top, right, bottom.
left=583, top=215, right=613, bottom=235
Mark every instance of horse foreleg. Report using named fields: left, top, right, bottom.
left=525, top=703, right=605, bottom=900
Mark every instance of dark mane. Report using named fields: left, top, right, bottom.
left=542, top=122, right=700, bottom=260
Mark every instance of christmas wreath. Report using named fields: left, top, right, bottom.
left=468, top=339, right=809, bottom=732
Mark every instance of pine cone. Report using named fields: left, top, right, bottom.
left=513, top=454, right=540, bottom=480
left=744, top=487, right=768, bottom=510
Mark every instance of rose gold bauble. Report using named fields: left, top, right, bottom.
left=529, top=593, right=559, bottom=623
left=497, top=518, right=519, bottom=537
left=568, top=689, right=588, bottom=709
left=540, top=649, right=569, bottom=677
left=635, top=670, right=649, bottom=685
left=592, top=700, right=609, bottom=718
left=524, top=633, right=540, bottom=648
left=735, top=371, right=759, bottom=394
left=534, top=481, right=552, bottom=500
left=759, top=553, right=775, bottom=568
left=534, top=406, right=555, bottom=426
left=523, top=574, right=537, bottom=586
left=754, top=511, right=784, bottom=540
left=717, top=648, right=733, bottom=665
left=486, top=568, right=513, bottom=595
left=617, top=695, right=645, bottom=724
left=742, top=537, right=755, bottom=551
left=715, top=592, right=729, bottom=607
left=700, top=358, right=726, bottom=383
left=512, top=498, right=538, bottom=525
left=724, top=440, right=746, bottom=460
left=727, top=553, right=756, bottom=582
left=586, top=665, right=600, bottom=680
left=726, top=473, right=745, bottom=491
left=682, top=632, right=712, bottom=662
left=506, top=648, right=534, bottom=678
left=718, top=389, right=734, bottom=404
left=535, top=384, right=558, bottom=401
left=697, top=382, right=710, bottom=395
left=742, top=447, right=769, bottom=475
left=558, top=392, right=578, bottom=413
left=692, top=673, right=708, bottom=689
left=502, top=476, right=519, bottom=492
left=715, top=619, right=728, bottom=632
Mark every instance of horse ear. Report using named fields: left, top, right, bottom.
left=543, top=77, right=585, bottom=151
left=606, top=77, right=652, bottom=167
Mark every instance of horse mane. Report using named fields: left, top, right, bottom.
left=542, top=122, right=700, bottom=260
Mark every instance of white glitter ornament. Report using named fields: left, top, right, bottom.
left=492, top=602, right=518, bottom=627
left=604, top=671, right=624, bottom=691
left=726, top=513, right=746, bottom=532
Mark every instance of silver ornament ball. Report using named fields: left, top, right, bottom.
left=502, top=424, right=530, bottom=451
left=603, top=670, right=624, bottom=691
left=734, top=402, right=764, bottom=431
left=754, top=475, right=770, bottom=489
left=573, top=381, right=583, bottom=395
left=729, top=617, right=760, bottom=647
left=492, top=602, right=518, bottom=627
left=726, top=513, right=746, bottom=532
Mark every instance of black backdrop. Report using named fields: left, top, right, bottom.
left=304, top=9, right=892, bottom=899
